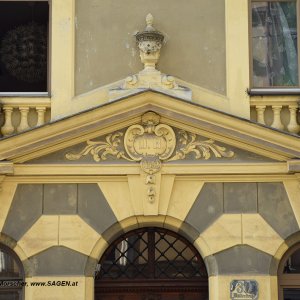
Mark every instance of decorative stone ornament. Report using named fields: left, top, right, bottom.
left=124, top=112, right=176, bottom=164
left=66, top=111, right=235, bottom=172
left=109, top=14, right=192, bottom=101
left=136, top=13, right=164, bottom=70
left=66, top=111, right=235, bottom=205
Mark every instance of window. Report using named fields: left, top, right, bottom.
left=0, top=1, right=49, bottom=94
left=278, top=243, right=300, bottom=300
left=0, top=244, right=24, bottom=300
left=250, top=0, right=299, bottom=92
left=95, top=228, right=209, bottom=300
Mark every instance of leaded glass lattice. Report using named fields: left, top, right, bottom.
left=96, top=228, right=207, bottom=280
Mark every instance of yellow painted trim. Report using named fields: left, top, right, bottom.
left=18, top=215, right=59, bottom=258
left=194, top=235, right=211, bottom=259
left=161, top=117, right=288, bottom=161
left=161, top=163, right=288, bottom=174
left=250, top=96, right=300, bottom=107
left=225, top=0, right=250, bottom=118
left=59, top=215, right=101, bottom=256
left=273, top=242, right=289, bottom=263
left=0, top=182, right=18, bottom=232
left=97, top=182, right=134, bottom=221
left=167, top=180, right=204, bottom=221
left=12, top=162, right=288, bottom=176
left=136, top=215, right=165, bottom=228
left=89, top=236, right=108, bottom=261
left=242, top=214, right=283, bottom=256
left=13, top=243, right=29, bottom=263
left=0, top=92, right=299, bottom=163
left=2, top=174, right=297, bottom=184
left=119, top=216, right=140, bottom=233
left=0, top=98, right=51, bottom=107
left=200, top=214, right=242, bottom=255
left=85, top=277, right=94, bottom=300
left=0, top=162, right=14, bottom=174
left=163, top=216, right=183, bottom=233
left=50, top=0, right=75, bottom=119
left=174, top=174, right=297, bottom=182
left=12, top=117, right=141, bottom=163
left=283, top=180, right=300, bottom=227
left=13, top=164, right=140, bottom=176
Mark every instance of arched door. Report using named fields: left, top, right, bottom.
left=95, top=227, right=208, bottom=300
left=278, top=243, right=300, bottom=300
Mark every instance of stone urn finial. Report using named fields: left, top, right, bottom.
left=109, top=13, right=192, bottom=101
left=136, top=13, right=164, bottom=71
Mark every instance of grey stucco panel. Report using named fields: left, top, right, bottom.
left=78, top=184, right=118, bottom=235
left=214, top=245, right=273, bottom=275
left=2, top=185, right=43, bottom=241
left=75, top=0, right=226, bottom=95
left=43, top=184, right=77, bottom=214
left=185, top=183, right=223, bottom=234
left=224, top=182, right=257, bottom=213
left=258, top=183, right=299, bottom=239
left=29, top=246, right=88, bottom=276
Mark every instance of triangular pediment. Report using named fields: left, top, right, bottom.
left=0, top=91, right=300, bottom=175
left=26, top=122, right=275, bottom=165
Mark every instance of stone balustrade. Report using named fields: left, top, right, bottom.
left=0, top=98, right=51, bottom=137
left=250, top=99, right=300, bottom=134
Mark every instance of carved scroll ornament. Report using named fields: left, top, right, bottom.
left=65, top=112, right=235, bottom=174
left=168, top=130, right=234, bottom=161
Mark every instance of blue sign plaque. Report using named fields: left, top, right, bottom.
left=230, top=280, right=258, bottom=300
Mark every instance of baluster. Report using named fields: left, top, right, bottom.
left=36, top=106, right=46, bottom=127
left=255, top=105, right=266, bottom=125
left=287, top=104, right=300, bottom=134
left=1, top=106, right=15, bottom=136
left=271, top=105, right=284, bottom=131
left=17, top=106, right=30, bottom=133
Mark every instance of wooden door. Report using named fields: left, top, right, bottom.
left=95, top=228, right=209, bottom=300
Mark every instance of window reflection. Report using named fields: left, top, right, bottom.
left=252, top=1, right=298, bottom=87
left=0, top=249, right=22, bottom=278
left=0, top=246, right=23, bottom=300
left=283, top=248, right=300, bottom=273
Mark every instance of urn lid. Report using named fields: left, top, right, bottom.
left=136, top=14, right=164, bottom=54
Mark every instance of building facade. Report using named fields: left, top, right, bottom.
left=0, top=1, right=300, bottom=300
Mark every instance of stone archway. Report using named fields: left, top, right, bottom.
left=94, top=227, right=208, bottom=300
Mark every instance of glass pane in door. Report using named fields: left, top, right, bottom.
left=284, top=288, right=300, bottom=300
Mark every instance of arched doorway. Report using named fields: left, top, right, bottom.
left=278, top=243, right=300, bottom=300
left=0, top=244, right=24, bottom=300
left=95, top=227, right=208, bottom=300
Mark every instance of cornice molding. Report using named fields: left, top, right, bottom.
left=0, top=91, right=299, bottom=163
left=12, top=162, right=287, bottom=176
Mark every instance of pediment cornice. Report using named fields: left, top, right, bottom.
left=0, top=91, right=300, bottom=164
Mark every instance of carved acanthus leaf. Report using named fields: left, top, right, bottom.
left=65, top=113, right=235, bottom=167
left=65, top=132, right=134, bottom=162
left=167, top=130, right=234, bottom=161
